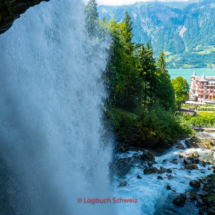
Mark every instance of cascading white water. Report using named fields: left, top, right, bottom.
left=0, top=0, right=114, bottom=214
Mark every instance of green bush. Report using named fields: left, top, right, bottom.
left=108, top=103, right=193, bottom=146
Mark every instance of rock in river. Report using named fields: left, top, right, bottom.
left=141, top=150, right=155, bottom=162
left=189, top=180, right=200, bottom=188
left=173, top=194, right=186, bottom=206
left=144, top=167, right=158, bottom=174
left=185, top=164, right=198, bottom=170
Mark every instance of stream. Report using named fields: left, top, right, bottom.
left=112, top=132, right=215, bottom=215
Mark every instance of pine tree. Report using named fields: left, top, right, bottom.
left=137, top=42, right=158, bottom=110
left=157, top=50, right=166, bottom=70
left=156, top=50, right=175, bottom=111
left=85, top=0, right=99, bottom=38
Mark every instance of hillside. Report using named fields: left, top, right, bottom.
left=98, top=0, right=215, bottom=69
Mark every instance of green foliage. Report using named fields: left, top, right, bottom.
left=182, top=112, right=215, bottom=127
left=0, top=0, right=12, bottom=22
left=172, top=76, right=189, bottom=109
left=156, top=50, right=175, bottom=111
left=86, top=2, right=193, bottom=147
left=85, top=0, right=99, bottom=38
left=109, top=104, right=192, bottom=145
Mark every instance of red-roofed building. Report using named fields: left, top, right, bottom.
left=190, top=71, right=215, bottom=103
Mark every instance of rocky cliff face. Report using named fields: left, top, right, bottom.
left=0, top=0, right=49, bottom=34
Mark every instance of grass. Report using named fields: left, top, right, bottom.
left=166, top=55, right=177, bottom=63
left=182, top=112, right=215, bottom=127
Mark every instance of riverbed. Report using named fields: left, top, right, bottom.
left=112, top=132, right=215, bottom=215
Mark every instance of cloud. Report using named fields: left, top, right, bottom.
left=96, top=0, right=189, bottom=6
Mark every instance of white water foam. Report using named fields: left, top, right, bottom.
left=113, top=144, right=214, bottom=215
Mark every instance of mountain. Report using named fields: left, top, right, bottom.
left=98, top=0, right=215, bottom=69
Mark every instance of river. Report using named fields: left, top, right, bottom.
left=112, top=132, right=215, bottom=215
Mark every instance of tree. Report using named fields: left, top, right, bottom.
left=85, top=0, right=99, bottom=38
left=137, top=42, right=158, bottom=110
left=171, top=76, right=189, bottom=109
left=156, top=50, right=175, bottom=111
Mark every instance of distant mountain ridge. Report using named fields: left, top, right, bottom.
left=98, top=0, right=215, bottom=69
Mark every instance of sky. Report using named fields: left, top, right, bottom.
left=96, top=0, right=190, bottom=6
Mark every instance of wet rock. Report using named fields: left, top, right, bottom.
left=199, top=192, right=209, bottom=197
left=184, top=158, right=192, bottom=164
left=185, top=164, right=198, bottom=170
left=185, top=139, right=197, bottom=148
left=144, top=167, right=158, bottom=174
left=157, top=166, right=167, bottom=174
left=190, top=180, right=200, bottom=188
left=0, top=0, right=50, bottom=34
left=118, top=181, right=127, bottom=187
left=208, top=167, right=212, bottom=170
left=173, top=194, right=186, bottom=206
left=203, top=197, right=213, bottom=207
left=198, top=139, right=213, bottom=149
left=132, top=153, right=141, bottom=159
left=167, top=168, right=172, bottom=173
left=167, top=174, right=174, bottom=180
left=137, top=175, right=142, bottom=179
left=199, top=209, right=204, bottom=215
left=167, top=185, right=171, bottom=190
left=197, top=197, right=204, bottom=206
left=171, top=159, right=178, bottom=164
left=189, top=191, right=197, bottom=200
left=141, top=150, right=155, bottom=162
left=191, top=157, right=200, bottom=164
left=208, top=208, right=215, bottom=215
left=179, top=153, right=189, bottom=158
left=147, top=161, right=154, bottom=167
left=192, top=151, right=199, bottom=157
left=157, top=176, right=163, bottom=180
left=176, top=142, right=185, bottom=150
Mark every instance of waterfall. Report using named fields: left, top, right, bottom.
left=0, top=0, right=114, bottom=214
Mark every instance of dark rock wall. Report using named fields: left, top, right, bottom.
left=0, top=0, right=49, bottom=34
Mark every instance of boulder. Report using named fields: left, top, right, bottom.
left=141, top=150, right=155, bottom=162
left=185, top=164, right=198, bottom=170
left=185, top=139, right=197, bottom=148
left=157, top=166, right=167, bottom=174
left=199, top=209, right=204, bottom=215
left=197, top=197, right=204, bottom=206
left=171, top=159, right=178, bottom=164
left=144, top=167, right=158, bottom=174
left=173, top=194, right=186, bottom=206
left=192, top=151, right=199, bottom=157
left=147, top=161, right=154, bottom=167
left=157, top=176, right=163, bottom=180
left=167, top=168, right=172, bottom=173
left=184, top=158, right=192, bottom=164
left=189, top=180, right=200, bottom=188
left=176, top=142, right=185, bottom=150
left=191, top=157, right=199, bottom=164
left=208, top=208, right=215, bottom=215
left=203, top=197, right=213, bottom=207
left=167, top=185, right=171, bottom=190
left=189, top=191, right=197, bottom=200
left=198, top=142, right=208, bottom=149
left=137, top=175, right=142, bottom=179
left=118, top=181, right=127, bottom=187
